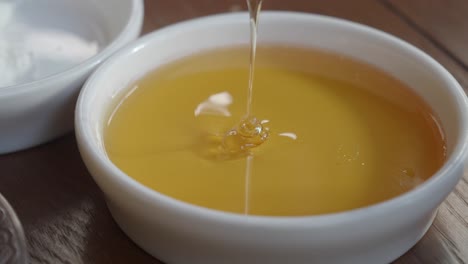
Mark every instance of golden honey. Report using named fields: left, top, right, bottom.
left=104, top=46, right=446, bottom=216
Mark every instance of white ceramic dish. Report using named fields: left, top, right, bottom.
left=75, top=12, right=468, bottom=264
left=0, top=0, right=143, bottom=154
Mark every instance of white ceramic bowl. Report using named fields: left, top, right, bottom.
left=0, top=0, right=143, bottom=154
left=75, top=12, right=468, bottom=264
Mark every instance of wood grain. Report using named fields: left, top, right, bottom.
left=385, top=0, right=468, bottom=69
left=0, top=0, right=467, bottom=263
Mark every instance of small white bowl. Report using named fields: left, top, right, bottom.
left=0, top=0, right=143, bottom=154
left=76, top=12, right=468, bottom=264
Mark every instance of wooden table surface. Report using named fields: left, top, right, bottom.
left=1, top=0, right=468, bottom=263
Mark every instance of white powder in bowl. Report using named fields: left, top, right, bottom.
left=0, top=1, right=35, bottom=88
left=0, top=39, right=35, bottom=88
left=0, top=0, right=100, bottom=88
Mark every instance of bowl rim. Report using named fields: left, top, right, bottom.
left=0, top=0, right=144, bottom=96
left=76, top=11, right=468, bottom=227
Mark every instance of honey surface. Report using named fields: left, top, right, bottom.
left=104, top=46, right=446, bottom=216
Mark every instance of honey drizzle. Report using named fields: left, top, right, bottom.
left=246, top=0, right=262, bottom=117
left=221, top=0, right=267, bottom=156
left=244, top=0, right=263, bottom=215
